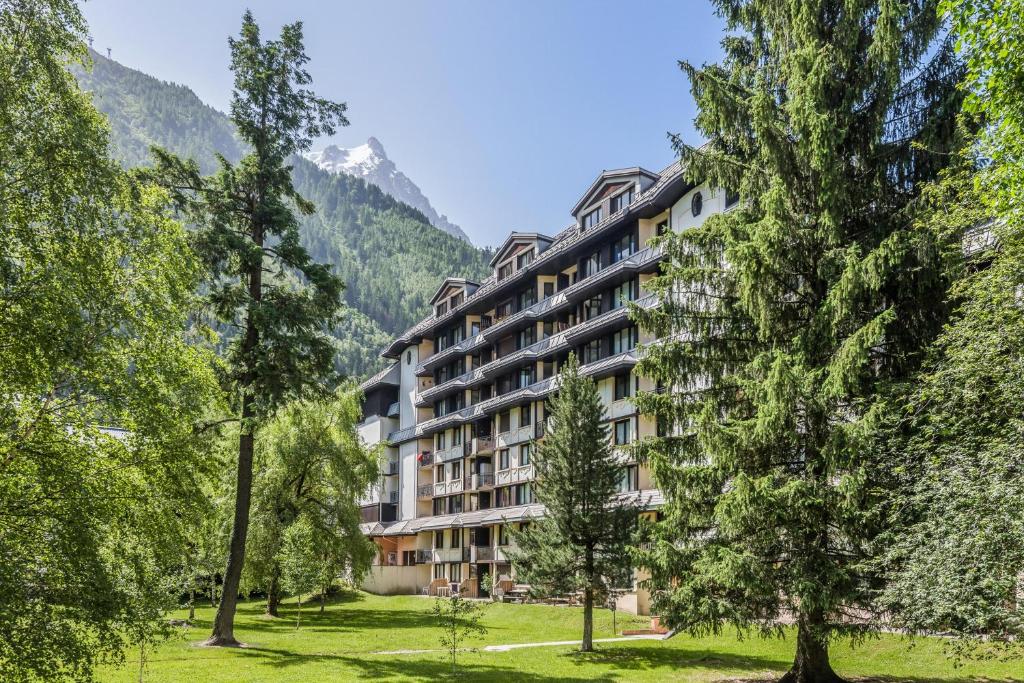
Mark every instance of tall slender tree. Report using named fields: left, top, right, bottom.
left=153, top=12, right=347, bottom=646
left=509, top=354, right=637, bottom=652
left=632, top=1, right=964, bottom=680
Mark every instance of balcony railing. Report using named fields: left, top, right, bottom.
left=417, top=450, right=434, bottom=467
left=417, top=484, right=434, bottom=499
left=415, top=549, right=432, bottom=564
left=433, top=478, right=464, bottom=496
left=470, top=545, right=495, bottom=562
left=383, top=461, right=399, bottom=476
left=468, top=472, right=495, bottom=490
left=471, top=436, right=494, bottom=455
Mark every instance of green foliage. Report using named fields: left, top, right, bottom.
left=278, top=518, right=321, bottom=630
left=73, top=50, right=492, bottom=378
left=243, top=388, right=380, bottom=609
left=508, top=354, right=637, bottom=652
left=431, top=595, right=487, bottom=675
left=632, top=1, right=965, bottom=678
left=0, top=0, right=221, bottom=679
left=875, top=0, right=1024, bottom=657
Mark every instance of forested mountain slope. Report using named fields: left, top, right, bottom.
left=74, top=51, right=491, bottom=376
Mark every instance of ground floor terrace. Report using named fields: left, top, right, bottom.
left=97, top=592, right=1024, bottom=682
left=360, top=497, right=660, bottom=614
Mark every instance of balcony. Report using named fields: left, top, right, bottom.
left=435, top=442, right=468, bottom=463
left=383, top=461, right=399, bottom=476
left=417, top=450, right=434, bottom=467
left=415, top=549, right=432, bottom=564
left=388, top=491, right=399, bottom=504
left=433, top=478, right=464, bottom=496
left=471, top=436, right=494, bottom=455
left=417, top=484, right=434, bottom=499
left=495, top=465, right=534, bottom=487
left=429, top=548, right=464, bottom=563
left=469, top=472, right=495, bottom=490
left=496, top=425, right=534, bottom=449
left=470, top=545, right=495, bottom=562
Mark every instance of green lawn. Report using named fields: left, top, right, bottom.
left=99, top=591, right=1024, bottom=682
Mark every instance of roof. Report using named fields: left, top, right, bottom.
left=488, top=232, right=554, bottom=267
left=428, top=277, right=480, bottom=306
left=570, top=167, right=660, bottom=217
left=358, top=363, right=400, bottom=392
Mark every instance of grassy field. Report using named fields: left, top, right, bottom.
left=99, top=591, right=1024, bottom=682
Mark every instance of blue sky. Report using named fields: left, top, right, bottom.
left=81, top=1, right=726, bottom=246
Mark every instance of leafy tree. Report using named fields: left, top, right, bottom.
left=0, top=0, right=220, bottom=679
left=632, top=1, right=965, bottom=680
left=151, top=12, right=348, bottom=646
left=875, top=0, right=1024, bottom=656
left=432, top=595, right=487, bottom=675
left=278, top=518, right=321, bottom=630
left=508, top=354, right=637, bottom=652
left=242, top=388, right=380, bottom=617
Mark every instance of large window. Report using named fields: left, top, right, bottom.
left=499, top=449, right=510, bottom=470
left=514, top=483, right=533, bottom=505
left=450, top=529, right=461, bottom=548
left=581, top=252, right=600, bottom=278
left=519, top=443, right=531, bottom=467
left=435, top=464, right=445, bottom=483
left=520, top=405, right=532, bottom=427
left=583, top=338, right=602, bottom=364
left=611, top=231, right=636, bottom=263
left=451, top=460, right=462, bottom=481
left=449, top=563, right=462, bottom=582
left=518, top=288, right=535, bottom=310
left=614, top=419, right=632, bottom=446
left=435, top=530, right=445, bottom=548
left=612, top=326, right=638, bottom=354
left=498, top=524, right=510, bottom=546
left=610, top=188, right=633, bottom=213
left=516, top=249, right=534, bottom=270
left=435, top=432, right=446, bottom=450
left=618, top=465, right=639, bottom=492
left=582, top=296, right=602, bottom=321
left=582, top=207, right=602, bottom=229
left=612, top=278, right=637, bottom=309
left=499, top=411, right=511, bottom=433
left=614, top=373, right=632, bottom=401
left=497, top=262, right=513, bottom=280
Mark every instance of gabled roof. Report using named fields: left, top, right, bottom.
left=428, top=277, right=480, bottom=306
left=488, top=232, right=553, bottom=267
left=571, top=167, right=660, bottom=217
left=358, top=362, right=400, bottom=392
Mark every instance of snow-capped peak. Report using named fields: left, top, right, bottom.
left=303, top=138, right=470, bottom=243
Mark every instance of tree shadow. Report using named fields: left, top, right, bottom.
left=560, top=645, right=787, bottom=674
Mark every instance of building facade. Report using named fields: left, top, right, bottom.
left=357, top=160, right=736, bottom=611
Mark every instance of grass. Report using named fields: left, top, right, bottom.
left=98, top=591, right=1024, bottom=682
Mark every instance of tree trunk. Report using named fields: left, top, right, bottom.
left=204, top=403, right=256, bottom=647
left=779, top=618, right=845, bottom=683
left=319, top=585, right=326, bottom=614
left=296, top=596, right=302, bottom=630
left=189, top=588, right=195, bottom=621
left=266, top=571, right=281, bottom=617
left=209, top=581, right=215, bottom=608
left=582, top=587, right=594, bottom=652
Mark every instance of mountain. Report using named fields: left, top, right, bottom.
left=73, top=51, right=491, bottom=377
left=305, top=139, right=471, bottom=242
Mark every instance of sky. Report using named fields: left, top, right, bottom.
left=81, top=0, right=726, bottom=247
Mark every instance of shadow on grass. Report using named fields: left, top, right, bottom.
left=560, top=645, right=786, bottom=674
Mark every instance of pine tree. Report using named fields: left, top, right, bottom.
left=509, top=354, right=637, bottom=652
left=152, top=12, right=348, bottom=647
left=632, top=1, right=965, bottom=680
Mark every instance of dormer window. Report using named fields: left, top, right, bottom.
left=497, top=262, right=513, bottom=281
left=610, top=188, right=633, bottom=213
left=436, top=301, right=448, bottom=317
left=582, top=207, right=602, bottom=230
left=516, top=249, right=534, bottom=270
left=451, top=292, right=464, bottom=308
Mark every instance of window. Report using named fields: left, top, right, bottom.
left=452, top=428, right=462, bottom=446
left=496, top=300, right=513, bottom=318
left=725, top=188, right=740, bottom=209
left=498, top=262, right=513, bottom=280
left=514, top=483, right=532, bottom=505
left=614, top=419, right=632, bottom=446
left=403, top=550, right=416, bottom=566
left=436, top=464, right=445, bottom=482
left=434, top=564, right=446, bottom=580
left=612, top=326, right=638, bottom=354
left=495, top=486, right=510, bottom=507
left=435, top=432, right=446, bottom=450
left=582, top=207, right=602, bottom=229
left=516, top=249, right=534, bottom=270
left=611, top=231, right=636, bottom=263
left=612, top=279, right=637, bottom=309
left=583, top=296, right=602, bottom=321
left=583, top=338, right=602, bottom=364
left=610, top=188, right=634, bottom=213
left=518, top=288, right=535, bottom=310
left=498, top=524, right=510, bottom=546
left=436, top=301, right=448, bottom=317
left=470, top=320, right=481, bottom=336
left=499, top=449, right=510, bottom=470
left=614, top=373, right=632, bottom=401
left=435, top=530, right=445, bottom=549
left=520, top=443, right=531, bottom=467
left=582, top=252, right=600, bottom=278
left=656, top=220, right=669, bottom=236
left=451, top=460, right=462, bottom=481
left=499, top=411, right=511, bottom=433
left=450, top=529, right=461, bottom=548
left=518, top=366, right=535, bottom=388
left=618, top=465, right=639, bottom=493
left=517, top=326, right=535, bottom=349
left=449, top=562, right=462, bottom=583
left=543, top=282, right=554, bottom=298
left=520, top=405, right=532, bottom=427
left=449, top=495, right=463, bottom=513
left=433, top=498, right=445, bottom=515
left=691, top=191, right=703, bottom=217
left=451, top=292, right=464, bottom=308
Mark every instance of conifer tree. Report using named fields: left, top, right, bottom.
left=632, top=2, right=964, bottom=680
left=509, top=354, right=637, bottom=652
left=152, top=12, right=347, bottom=646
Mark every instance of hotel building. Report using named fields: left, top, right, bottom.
left=356, top=160, right=736, bottom=614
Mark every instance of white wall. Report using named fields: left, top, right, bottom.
left=671, top=182, right=724, bottom=234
